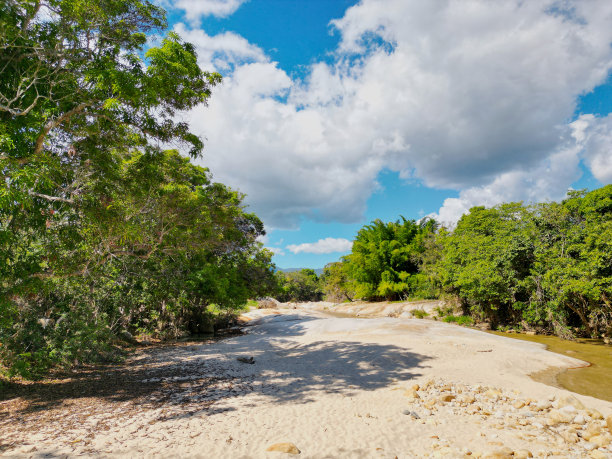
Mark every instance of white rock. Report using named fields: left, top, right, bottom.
left=574, top=414, right=587, bottom=425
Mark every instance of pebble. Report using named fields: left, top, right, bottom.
left=573, top=414, right=586, bottom=425
left=266, top=443, right=301, bottom=455
left=482, top=446, right=513, bottom=458
left=589, top=434, right=611, bottom=448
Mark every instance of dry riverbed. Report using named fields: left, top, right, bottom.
left=1, top=305, right=612, bottom=458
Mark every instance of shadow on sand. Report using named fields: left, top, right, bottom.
left=1, top=313, right=430, bottom=434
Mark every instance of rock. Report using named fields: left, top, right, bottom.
left=237, top=356, right=255, bottom=364
left=484, top=389, right=502, bottom=400
left=258, top=297, right=281, bottom=309
left=438, top=394, right=455, bottom=403
left=590, top=450, right=608, bottom=459
left=547, top=409, right=575, bottom=425
left=606, top=414, right=612, bottom=433
left=532, top=401, right=552, bottom=412
left=556, top=394, right=585, bottom=410
left=402, top=410, right=420, bottom=419
left=461, top=394, right=476, bottom=404
left=411, top=384, right=420, bottom=391
left=513, top=400, right=525, bottom=409
left=561, top=431, right=579, bottom=443
left=424, top=399, right=437, bottom=410
left=559, top=404, right=577, bottom=414
left=589, top=434, right=611, bottom=448
left=588, top=409, right=604, bottom=420
left=404, top=389, right=420, bottom=400
left=266, top=443, right=301, bottom=454
left=513, top=450, right=533, bottom=459
left=482, top=446, right=513, bottom=458
left=582, top=442, right=597, bottom=451
left=583, top=423, right=604, bottom=441
left=573, top=414, right=587, bottom=425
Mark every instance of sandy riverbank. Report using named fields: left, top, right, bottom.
left=2, top=305, right=611, bottom=458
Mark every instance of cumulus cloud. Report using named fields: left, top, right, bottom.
left=176, top=0, right=612, bottom=229
left=169, top=0, right=248, bottom=23
left=577, top=114, right=612, bottom=184
left=174, top=23, right=267, bottom=71
left=430, top=115, right=612, bottom=225
left=265, top=246, right=285, bottom=256
left=287, top=238, right=353, bottom=255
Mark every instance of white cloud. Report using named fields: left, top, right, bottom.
left=174, top=24, right=267, bottom=71
left=265, top=246, right=285, bottom=256
left=431, top=115, right=612, bottom=225
left=287, top=238, right=353, bottom=254
left=170, top=0, right=248, bottom=23
left=175, top=0, right=612, bottom=229
left=576, top=114, right=612, bottom=184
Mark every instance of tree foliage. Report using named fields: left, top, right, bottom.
left=275, top=269, right=323, bottom=303
left=0, top=0, right=275, bottom=378
left=431, top=186, right=612, bottom=338
left=344, top=217, right=437, bottom=300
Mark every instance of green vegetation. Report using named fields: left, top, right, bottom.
left=411, top=309, right=429, bottom=319
left=344, top=217, right=438, bottom=301
left=442, top=315, right=474, bottom=326
left=275, top=269, right=323, bottom=302
left=433, top=186, right=612, bottom=339
left=1, top=0, right=275, bottom=379
left=289, top=186, right=612, bottom=341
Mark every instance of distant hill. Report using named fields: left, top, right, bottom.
left=278, top=267, right=324, bottom=276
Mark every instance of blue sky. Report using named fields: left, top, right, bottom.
left=160, top=0, right=612, bottom=269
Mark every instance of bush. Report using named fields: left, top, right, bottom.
left=411, top=309, right=429, bottom=319
left=442, top=315, right=474, bottom=326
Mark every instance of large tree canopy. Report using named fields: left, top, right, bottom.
left=345, top=217, right=437, bottom=301
left=0, top=0, right=274, bottom=379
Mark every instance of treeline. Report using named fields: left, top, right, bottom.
left=275, top=186, right=612, bottom=340
left=1, top=0, right=276, bottom=378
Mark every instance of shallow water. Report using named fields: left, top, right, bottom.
left=492, top=331, right=612, bottom=402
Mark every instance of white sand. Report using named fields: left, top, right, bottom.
left=3, top=306, right=612, bottom=458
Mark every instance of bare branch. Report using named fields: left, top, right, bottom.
left=28, top=190, right=74, bottom=204
left=33, top=102, right=89, bottom=155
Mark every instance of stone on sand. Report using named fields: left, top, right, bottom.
left=266, top=443, right=301, bottom=454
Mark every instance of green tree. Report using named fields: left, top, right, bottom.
left=275, top=269, right=323, bottom=302
left=436, top=203, right=535, bottom=324
left=320, top=260, right=355, bottom=302
left=0, top=0, right=278, bottom=378
left=532, top=186, right=612, bottom=337
left=345, top=217, right=437, bottom=301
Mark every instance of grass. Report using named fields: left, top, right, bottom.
left=442, top=315, right=474, bottom=326
left=411, top=309, right=429, bottom=319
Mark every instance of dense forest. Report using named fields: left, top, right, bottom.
left=0, top=0, right=277, bottom=379
left=277, top=185, right=612, bottom=341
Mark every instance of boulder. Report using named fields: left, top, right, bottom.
left=258, top=297, right=281, bottom=309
